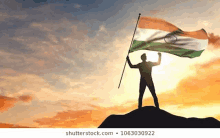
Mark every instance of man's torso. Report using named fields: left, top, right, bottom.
left=138, top=61, right=153, bottom=80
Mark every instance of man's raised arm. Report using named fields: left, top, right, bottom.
left=126, top=56, right=139, bottom=68
left=152, top=53, right=162, bottom=66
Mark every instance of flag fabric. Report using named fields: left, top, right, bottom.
left=129, top=17, right=208, bottom=58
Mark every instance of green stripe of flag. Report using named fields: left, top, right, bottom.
left=130, top=40, right=204, bottom=58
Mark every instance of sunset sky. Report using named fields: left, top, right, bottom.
left=0, top=0, right=220, bottom=128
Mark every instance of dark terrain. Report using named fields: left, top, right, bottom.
left=99, top=106, right=220, bottom=128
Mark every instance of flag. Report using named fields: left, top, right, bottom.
left=129, top=17, right=208, bottom=58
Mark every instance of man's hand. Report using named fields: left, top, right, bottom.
left=158, top=52, right=161, bottom=56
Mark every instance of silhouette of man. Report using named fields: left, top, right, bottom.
left=126, top=52, right=161, bottom=109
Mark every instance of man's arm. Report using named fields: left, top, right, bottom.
left=126, top=56, right=139, bottom=68
left=152, top=52, right=161, bottom=66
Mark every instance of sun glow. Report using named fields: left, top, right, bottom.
left=124, top=50, right=196, bottom=97
left=129, top=50, right=174, bottom=67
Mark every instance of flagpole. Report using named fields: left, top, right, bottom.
left=118, top=13, right=141, bottom=89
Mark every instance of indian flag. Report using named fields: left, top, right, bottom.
left=130, top=16, right=208, bottom=58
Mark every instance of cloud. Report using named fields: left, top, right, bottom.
left=0, top=12, right=28, bottom=21
left=0, top=96, right=18, bottom=112
left=0, top=74, right=48, bottom=95
left=74, top=4, right=81, bottom=9
left=34, top=109, right=102, bottom=128
left=150, top=10, right=160, bottom=15
left=0, top=123, right=31, bottom=128
left=0, top=20, right=79, bottom=75
left=0, top=0, right=136, bottom=93
left=0, top=85, right=33, bottom=112
left=34, top=104, right=132, bottom=128
left=0, top=68, right=17, bottom=76
left=18, top=95, right=33, bottom=103
left=0, top=15, right=122, bottom=78
left=0, top=72, right=100, bottom=107
left=0, top=95, right=33, bottom=112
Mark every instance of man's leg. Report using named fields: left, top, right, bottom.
left=147, top=80, right=159, bottom=109
left=139, top=78, right=147, bottom=109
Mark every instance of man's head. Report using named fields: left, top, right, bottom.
left=141, top=53, right=147, bottom=61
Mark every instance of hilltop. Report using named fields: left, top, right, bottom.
left=99, top=106, right=220, bottom=128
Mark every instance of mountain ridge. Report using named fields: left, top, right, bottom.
left=99, top=106, right=220, bottom=128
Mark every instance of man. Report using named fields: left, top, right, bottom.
left=126, top=52, right=161, bottom=109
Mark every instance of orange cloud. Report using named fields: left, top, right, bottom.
left=0, top=95, right=33, bottom=113
left=0, top=123, right=31, bottom=128
left=0, top=96, right=18, bottom=112
left=208, top=33, right=220, bottom=48
left=35, top=110, right=100, bottom=128
left=34, top=104, right=134, bottom=128
left=0, top=69, right=17, bottom=76
left=150, top=10, right=159, bottom=14
left=18, top=95, right=33, bottom=103
left=199, top=58, right=220, bottom=69
left=36, top=60, right=45, bottom=67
